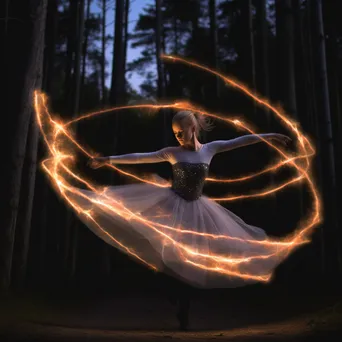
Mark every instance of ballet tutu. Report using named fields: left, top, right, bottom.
left=67, top=180, right=285, bottom=289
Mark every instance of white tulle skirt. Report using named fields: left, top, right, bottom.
left=67, top=181, right=286, bottom=289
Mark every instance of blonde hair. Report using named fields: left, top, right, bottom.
left=172, top=110, right=213, bottom=137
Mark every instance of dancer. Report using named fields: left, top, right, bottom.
left=76, top=110, right=290, bottom=329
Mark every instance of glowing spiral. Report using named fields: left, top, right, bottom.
left=33, top=55, right=321, bottom=282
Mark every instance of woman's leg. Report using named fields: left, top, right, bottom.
left=160, top=269, right=192, bottom=330
left=175, top=281, right=191, bottom=330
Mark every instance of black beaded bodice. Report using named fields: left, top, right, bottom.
left=171, top=162, right=209, bottom=201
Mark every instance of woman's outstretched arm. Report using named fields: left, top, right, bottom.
left=89, top=148, right=172, bottom=168
left=208, top=133, right=291, bottom=154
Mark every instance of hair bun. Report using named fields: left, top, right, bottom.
left=172, top=110, right=214, bottom=137
left=194, top=112, right=214, bottom=132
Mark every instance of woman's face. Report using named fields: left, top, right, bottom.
left=172, top=120, right=194, bottom=146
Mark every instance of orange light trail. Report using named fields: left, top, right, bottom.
left=33, top=55, right=322, bottom=283
left=41, top=157, right=294, bottom=279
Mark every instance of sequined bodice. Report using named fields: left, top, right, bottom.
left=171, top=162, right=209, bottom=201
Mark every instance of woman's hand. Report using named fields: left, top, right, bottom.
left=88, top=156, right=109, bottom=169
left=268, top=133, right=292, bottom=146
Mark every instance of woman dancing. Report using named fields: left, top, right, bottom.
left=72, top=110, right=290, bottom=330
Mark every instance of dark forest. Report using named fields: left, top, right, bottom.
left=0, top=0, right=342, bottom=340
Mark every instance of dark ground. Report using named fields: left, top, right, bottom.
left=0, top=285, right=341, bottom=341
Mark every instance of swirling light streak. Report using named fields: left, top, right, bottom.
left=64, top=101, right=314, bottom=187
left=33, top=55, right=322, bottom=282
left=41, top=157, right=290, bottom=281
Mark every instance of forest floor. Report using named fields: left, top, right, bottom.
left=0, top=289, right=341, bottom=341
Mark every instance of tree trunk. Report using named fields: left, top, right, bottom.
left=12, top=56, right=43, bottom=289
left=100, top=0, right=112, bottom=276
left=304, top=2, right=319, bottom=132
left=290, top=0, right=319, bottom=278
left=0, top=0, right=48, bottom=292
left=43, top=0, right=58, bottom=94
left=173, top=17, right=179, bottom=54
left=68, top=0, right=85, bottom=279
left=122, top=0, right=130, bottom=95
left=38, top=0, right=58, bottom=278
left=328, top=26, right=342, bottom=275
left=109, top=0, right=125, bottom=168
left=110, top=0, right=125, bottom=106
left=240, top=0, right=256, bottom=93
left=209, top=0, right=219, bottom=100
left=101, top=0, right=106, bottom=105
left=155, top=0, right=168, bottom=145
left=303, top=0, right=326, bottom=275
left=155, top=0, right=165, bottom=99
left=162, top=27, right=168, bottom=93
left=167, top=17, right=181, bottom=97
left=73, top=0, right=85, bottom=116
left=255, top=0, right=270, bottom=119
left=247, top=0, right=256, bottom=94
left=312, top=0, right=339, bottom=276
left=62, top=1, right=77, bottom=278
left=189, top=1, right=202, bottom=103
left=81, top=0, right=92, bottom=94
left=275, top=0, right=304, bottom=283
left=64, top=0, right=78, bottom=115
left=276, top=0, right=297, bottom=117
left=255, top=0, right=277, bottom=217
